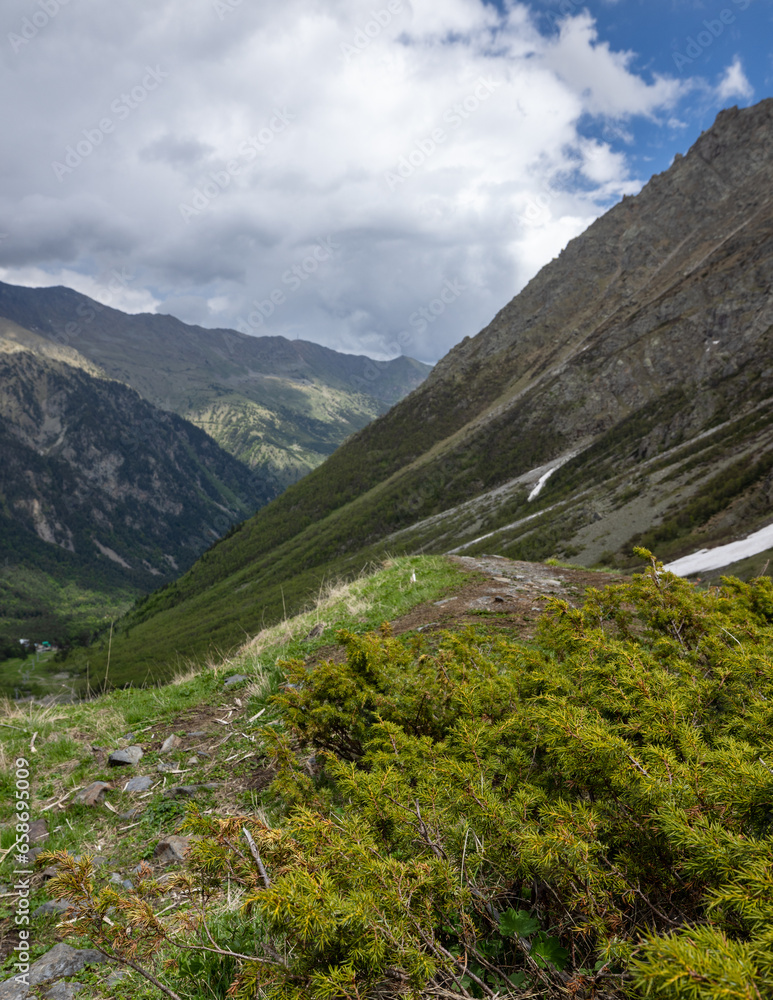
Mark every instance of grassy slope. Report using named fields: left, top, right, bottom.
left=4, top=556, right=773, bottom=1000
left=1, top=555, right=471, bottom=998
left=63, top=378, right=773, bottom=689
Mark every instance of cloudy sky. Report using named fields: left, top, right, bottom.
left=1, top=0, right=770, bottom=363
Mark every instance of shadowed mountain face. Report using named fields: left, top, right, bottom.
left=0, top=319, right=269, bottom=648
left=43, top=98, right=773, bottom=684
left=0, top=282, right=432, bottom=488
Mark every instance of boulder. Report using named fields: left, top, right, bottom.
left=159, top=734, right=180, bottom=753
left=153, top=836, right=190, bottom=864
left=43, top=984, right=83, bottom=1000
left=108, top=746, right=143, bottom=766
left=32, top=900, right=73, bottom=918
left=0, top=943, right=106, bottom=999
left=29, top=818, right=49, bottom=844
left=123, top=775, right=153, bottom=793
left=74, top=782, right=111, bottom=807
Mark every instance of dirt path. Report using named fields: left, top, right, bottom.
left=386, top=555, right=624, bottom=640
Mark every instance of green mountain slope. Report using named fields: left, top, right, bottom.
left=63, top=98, right=773, bottom=687
left=0, top=319, right=269, bottom=657
left=0, top=282, right=431, bottom=487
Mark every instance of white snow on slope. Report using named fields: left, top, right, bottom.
left=664, top=522, right=773, bottom=576
left=528, top=449, right=581, bottom=502
left=528, top=466, right=558, bottom=502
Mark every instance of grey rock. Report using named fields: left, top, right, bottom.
left=0, top=943, right=106, bottom=1000
left=43, top=984, right=83, bottom=1000
left=153, top=835, right=190, bottom=863
left=32, top=900, right=73, bottom=918
left=123, top=775, right=153, bottom=793
left=163, top=782, right=222, bottom=799
left=29, top=818, right=49, bottom=844
left=30, top=942, right=106, bottom=981
left=108, top=746, right=143, bottom=766
left=162, top=785, right=199, bottom=799
left=223, top=674, right=249, bottom=689
left=109, top=874, right=135, bottom=891
left=187, top=756, right=199, bottom=766
left=159, top=734, right=180, bottom=753
left=105, top=970, right=132, bottom=986
left=74, top=781, right=111, bottom=806
left=119, top=805, right=145, bottom=820
left=0, top=976, right=26, bottom=1000
left=187, top=730, right=207, bottom=736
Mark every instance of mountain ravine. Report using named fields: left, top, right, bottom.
left=26, top=97, right=773, bottom=686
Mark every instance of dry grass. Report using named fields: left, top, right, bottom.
left=0, top=694, right=66, bottom=725
left=169, top=662, right=205, bottom=686
left=239, top=571, right=373, bottom=658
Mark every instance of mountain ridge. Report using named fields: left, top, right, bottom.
left=35, top=97, right=773, bottom=685
left=0, top=281, right=432, bottom=486
left=0, top=320, right=270, bottom=652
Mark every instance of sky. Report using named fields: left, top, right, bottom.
left=1, top=0, right=771, bottom=364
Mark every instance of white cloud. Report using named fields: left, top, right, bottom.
left=0, top=0, right=689, bottom=362
left=716, top=57, right=754, bottom=102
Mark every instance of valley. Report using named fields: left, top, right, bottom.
left=43, top=98, right=773, bottom=693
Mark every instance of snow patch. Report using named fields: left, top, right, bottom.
left=528, top=466, right=559, bottom=502
left=664, top=522, right=773, bottom=576
left=527, top=450, right=580, bottom=502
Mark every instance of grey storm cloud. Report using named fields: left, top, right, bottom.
left=1, top=0, right=695, bottom=362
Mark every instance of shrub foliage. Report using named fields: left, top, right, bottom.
left=43, top=551, right=773, bottom=999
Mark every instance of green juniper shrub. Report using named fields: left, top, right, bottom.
left=40, top=551, right=773, bottom=999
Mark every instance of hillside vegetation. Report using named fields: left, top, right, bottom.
left=55, top=98, right=773, bottom=687
left=3, top=554, right=773, bottom=1000
left=0, top=321, right=267, bottom=674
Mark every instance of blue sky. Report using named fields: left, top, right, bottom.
left=543, top=0, right=771, bottom=176
left=0, top=0, right=770, bottom=363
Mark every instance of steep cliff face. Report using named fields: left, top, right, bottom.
left=0, top=319, right=268, bottom=645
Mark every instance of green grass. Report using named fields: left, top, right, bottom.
left=7, top=556, right=773, bottom=998
left=0, top=554, right=474, bottom=999
left=29, top=554, right=475, bottom=693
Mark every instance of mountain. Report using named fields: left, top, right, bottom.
left=0, top=282, right=432, bottom=488
left=61, top=97, right=773, bottom=687
left=0, top=317, right=266, bottom=650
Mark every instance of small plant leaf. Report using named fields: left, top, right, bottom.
left=499, top=908, right=540, bottom=938
left=530, top=931, right=570, bottom=970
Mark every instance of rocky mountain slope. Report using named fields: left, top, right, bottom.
left=0, top=318, right=265, bottom=652
left=58, top=97, right=773, bottom=685
left=0, top=282, right=431, bottom=487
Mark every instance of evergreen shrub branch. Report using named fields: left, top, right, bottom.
left=39, top=550, right=773, bottom=998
